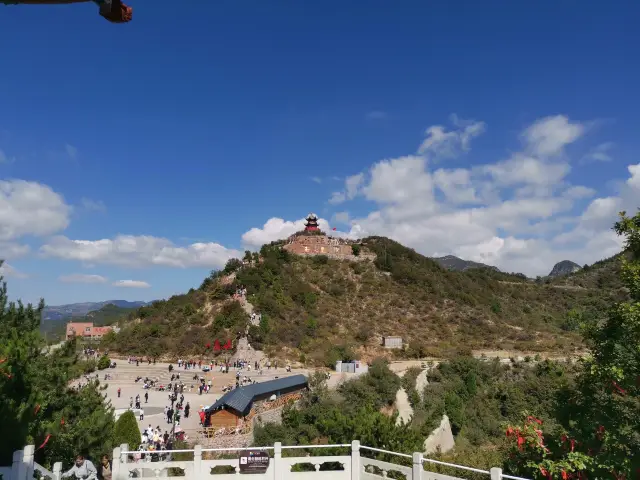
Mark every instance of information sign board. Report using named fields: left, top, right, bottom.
left=239, top=450, right=270, bottom=474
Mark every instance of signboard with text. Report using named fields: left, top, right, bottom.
left=239, top=450, right=270, bottom=474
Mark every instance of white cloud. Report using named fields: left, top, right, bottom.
left=0, top=149, right=16, bottom=164
left=113, top=280, right=150, bottom=288
left=581, top=142, right=614, bottom=163
left=417, top=115, right=485, bottom=159
left=333, top=211, right=350, bottom=224
left=241, top=216, right=338, bottom=249
left=0, top=180, right=71, bottom=240
left=311, top=177, right=322, bottom=184
left=40, top=235, right=241, bottom=269
left=328, top=173, right=365, bottom=205
left=522, top=115, right=584, bottom=157
left=81, top=198, right=106, bottom=212
left=0, top=242, right=30, bottom=259
left=65, top=144, right=78, bottom=161
left=0, top=262, right=28, bottom=279
left=59, top=273, right=108, bottom=284
left=301, top=114, right=627, bottom=276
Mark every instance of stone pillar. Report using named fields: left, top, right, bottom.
left=412, top=452, right=423, bottom=480
left=22, top=445, right=35, bottom=480
left=193, top=445, right=202, bottom=478
left=53, top=462, right=62, bottom=480
left=490, top=467, right=502, bottom=480
left=273, top=442, right=282, bottom=480
left=350, top=441, right=360, bottom=480
left=12, top=449, right=23, bottom=480
left=112, top=446, right=121, bottom=480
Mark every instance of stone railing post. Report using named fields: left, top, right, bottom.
left=22, top=445, right=35, bottom=480
left=11, top=449, right=22, bottom=480
left=120, top=444, right=129, bottom=478
left=193, top=445, right=202, bottom=478
left=53, top=462, right=62, bottom=480
left=490, top=468, right=502, bottom=480
left=412, top=452, right=423, bottom=480
left=350, top=441, right=360, bottom=480
left=273, top=442, right=282, bottom=480
left=112, top=446, right=121, bottom=480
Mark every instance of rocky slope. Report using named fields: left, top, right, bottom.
left=548, top=260, right=582, bottom=277
left=102, top=236, right=624, bottom=364
left=432, top=255, right=498, bottom=272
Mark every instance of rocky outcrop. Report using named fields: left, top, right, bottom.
left=423, top=415, right=455, bottom=455
left=548, top=260, right=582, bottom=277
left=394, top=388, right=413, bottom=426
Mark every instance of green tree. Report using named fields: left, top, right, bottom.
left=0, top=263, right=115, bottom=466
left=97, top=355, right=111, bottom=370
left=506, top=211, right=640, bottom=478
left=113, top=411, right=141, bottom=450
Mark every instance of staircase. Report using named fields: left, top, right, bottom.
left=232, top=296, right=266, bottom=366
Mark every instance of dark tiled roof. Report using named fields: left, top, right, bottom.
left=206, top=374, right=308, bottom=416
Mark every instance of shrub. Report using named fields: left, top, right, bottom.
left=113, top=411, right=141, bottom=450
left=97, top=355, right=111, bottom=370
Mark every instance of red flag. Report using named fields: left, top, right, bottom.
left=36, top=434, right=51, bottom=451
left=332, top=227, right=337, bottom=231
left=214, top=339, right=221, bottom=351
left=225, top=339, right=232, bottom=350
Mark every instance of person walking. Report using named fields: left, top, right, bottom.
left=144, top=391, right=149, bottom=403
left=117, top=388, right=121, bottom=398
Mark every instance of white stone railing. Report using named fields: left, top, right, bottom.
left=2, top=442, right=529, bottom=480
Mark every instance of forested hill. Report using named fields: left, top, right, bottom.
left=103, top=236, right=624, bottom=363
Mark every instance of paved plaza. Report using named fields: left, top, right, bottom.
left=102, top=361, right=313, bottom=440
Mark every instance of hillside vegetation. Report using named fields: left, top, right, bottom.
left=103, top=236, right=624, bottom=363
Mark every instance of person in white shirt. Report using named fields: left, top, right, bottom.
left=62, top=455, right=97, bottom=480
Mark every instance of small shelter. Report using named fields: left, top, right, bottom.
left=205, top=375, right=308, bottom=428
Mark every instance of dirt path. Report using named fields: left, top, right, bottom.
left=498, top=281, right=588, bottom=291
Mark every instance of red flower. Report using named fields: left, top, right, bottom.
left=60, top=418, right=65, bottom=426
left=562, top=470, right=568, bottom=480
left=527, top=416, right=543, bottom=425
left=517, top=435, right=525, bottom=451
left=34, top=404, right=41, bottom=415
left=561, top=434, right=568, bottom=443
left=506, top=427, right=514, bottom=437
left=540, top=467, right=549, bottom=478
left=570, top=438, right=576, bottom=452
left=205, top=343, right=211, bottom=349
left=612, top=381, right=627, bottom=396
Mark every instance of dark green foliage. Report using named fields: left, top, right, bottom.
left=253, top=367, right=423, bottom=455
left=97, top=355, right=111, bottom=370
left=113, top=411, right=141, bottom=450
left=0, top=263, right=115, bottom=467
left=107, top=233, right=624, bottom=360
left=351, top=244, right=361, bottom=257
left=417, top=356, right=576, bottom=446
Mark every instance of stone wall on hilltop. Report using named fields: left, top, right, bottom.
left=283, top=233, right=376, bottom=262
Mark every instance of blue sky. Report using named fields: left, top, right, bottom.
left=0, top=0, right=638, bottom=306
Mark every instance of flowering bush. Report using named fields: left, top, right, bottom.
left=504, top=415, right=593, bottom=479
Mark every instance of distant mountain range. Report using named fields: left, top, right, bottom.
left=432, top=255, right=583, bottom=279
left=432, top=255, right=499, bottom=272
left=42, top=300, right=149, bottom=322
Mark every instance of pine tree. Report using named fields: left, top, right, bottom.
left=0, top=262, right=115, bottom=467
left=113, top=411, right=141, bottom=450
